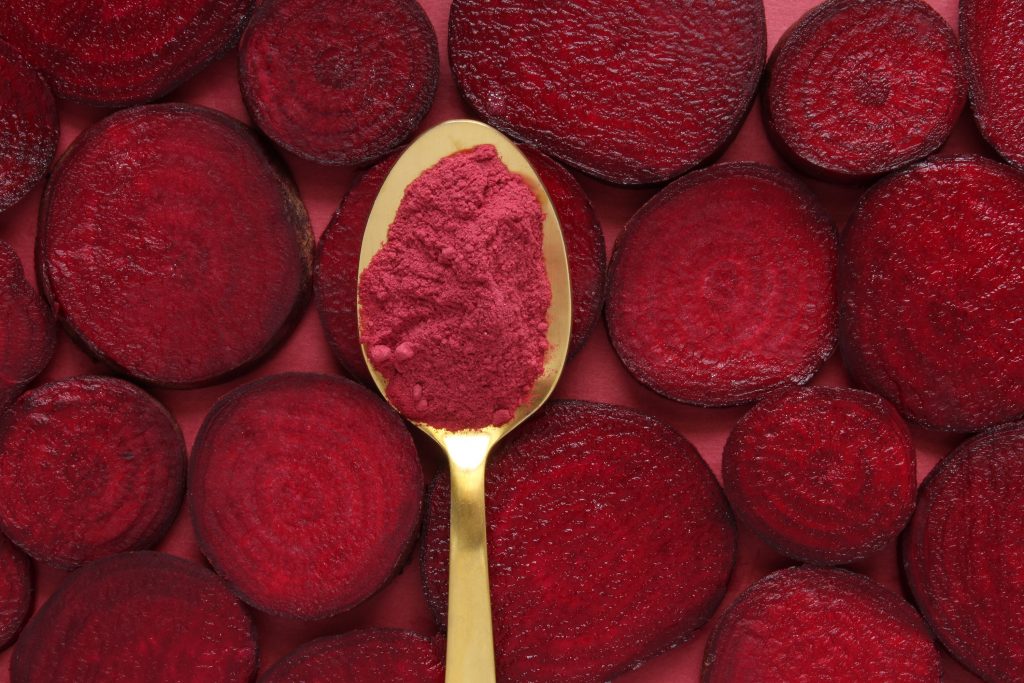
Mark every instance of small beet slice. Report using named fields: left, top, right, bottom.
left=11, top=551, right=257, bottom=682
left=422, top=400, right=736, bottom=682
left=38, top=104, right=313, bottom=388
left=0, top=536, right=31, bottom=651
left=190, top=372, right=422, bottom=619
left=765, top=0, right=965, bottom=182
left=448, top=0, right=766, bottom=184
left=607, top=163, right=837, bottom=407
left=0, top=242, right=54, bottom=411
left=702, top=566, right=941, bottom=682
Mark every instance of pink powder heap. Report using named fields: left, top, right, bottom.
left=359, top=144, right=551, bottom=431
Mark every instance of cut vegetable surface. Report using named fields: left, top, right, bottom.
left=0, top=536, right=31, bottom=651
left=607, top=163, right=836, bottom=406
left=422, top=401, right=736, bottom=682
left=38, top=104, right=313, bottom=388
left=448, top=0, right=766, bottom=184
left=0, top=241, right=54, bottom=411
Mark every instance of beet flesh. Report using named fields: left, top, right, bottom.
left=607, top=162, right=836, bottom=406
left=0, top=242, right=54, bottom=411
left=448, top=0, right=766, bottom=184
left=422, top=400, right=736, bottom=682
left=38, top=104, right=313, bottom=388
left=0, top=536, right=31, bottom=652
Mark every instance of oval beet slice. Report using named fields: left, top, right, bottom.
left=0, top=536, right=31, bottom=651
left=765, top=0, right=965, bottom=182
left=38, top=104, right=313, bottom=388
left=448, top=0, right=766, bottom=184
left=702, top=566, right=941, bottom=682
left=840, top=155, right=1024, bottom=431
left=607, top=163, right=837, bottom=407
left=11, top=552, right=257, bottom=682
left=190, top=372, right=422, bottom=619
left=0, top=242, right=54, bottom=411
left=422, top=400, right=736, bottom=682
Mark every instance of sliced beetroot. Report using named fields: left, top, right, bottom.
left=38, top=104, right=313, bottom=388
left=607, top=163, right=837, bottom=406
left=0, top=536, right=31, bottom=651
left=422, top=400, right=736, bottom=682
left=765, top=0, right=965, bottom=182
left=448, top=0, right=766, bottom=184
left=840, top=155, right=1024, bottom=430
left=190, top=372, right=422, bottom=619
left=702, top=566, right=941, bottom=682
left=0, top=242, right=54, bottom=411
left=11, top=551, right=257, bottom=682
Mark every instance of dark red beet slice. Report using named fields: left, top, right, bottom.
left=38, top=104, right=313, bottom=388
left=422, top=400, right=736, bottom=682
left=607, top=163, right=837, bottom=406
left=190, top=372, right=422, bottom=619
left=0, top=0, right=250, bottom=106
left=765, top=0, right=965, bottom=182
left=904, top=421, right=1024, bottom=682
left=239, top=0, right=438, bottom=166
left=723, top=386, right=915, bottom=565
left=702, top=566, right=941, bottom=682
left=0, top=536, right=31, bottom=651
left=840, top=155, right=1024, bottom=431
left=448, top=0, right=766, bottom=184
left=11, top=551, right=257, bottom=682
left=0, top=242, right=54, bottom=411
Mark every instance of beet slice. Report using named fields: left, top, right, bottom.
left=840, top=155, right=1024, bottom=431
left=607, top=163, right=837, bottom=407
left=38, top=104, right=313, bottom=388
left=448, top=0, right=766, bottom=184
left=11, top=551, right=257, bottom=682
left=0, top=242, right=54, bottom=411
left=190, top=372, right=422, bottom=619
left=764, top=0, right=965, bottom=182
left=422, top=400, right=736, bottom=682
left=0, top=536, right=31, bottom=651
left=702, top=566, right=941, bottom=682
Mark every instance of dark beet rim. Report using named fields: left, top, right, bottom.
left=0, top=536, right=32, bottom=652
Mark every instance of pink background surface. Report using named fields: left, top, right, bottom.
left=0, top=0, right=990, bottom=679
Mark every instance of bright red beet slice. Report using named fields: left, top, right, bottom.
left=11, top=552, right=257, bottom=682
left=0, top=242, right=54, bottom=411
left=904, top=421, right=1024, bottom=682
left=190, top=372, right=422, bottom=619
left=765, top=0, right=965, bottom=182
left=840, top=155, right=1024, bottom=431
left=702, top=566, right=941, bottom=682
left=38, top=104, right=313, bottom=388
left=607, top=163, right=837, bottom=406
left=448, top=0, right=766, bottom=184
left=0, top=536, right=31, bottom=651
left=422, top=401, right=736, bottom=682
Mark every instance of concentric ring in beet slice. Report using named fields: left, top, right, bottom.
left=11, top=552, right=258, bottom=683
left=607, top=162, right=837, bottom=407
left=38, top=104, right=313, bottom=388
left=421, top=400, right=736, bottom=682
left=190, top=372, right=422, bottom=620
left=765, top=0, right=965, bottom=182
left=0, top=242, right=54, bottom=411
left=0, top=536, right=31, bottom=652
left=448, top=0, right=766, bottom=184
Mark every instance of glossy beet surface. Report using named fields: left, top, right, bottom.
left=0, top=537, right=31, bottom=652
left=0, top=242, right=53, bottom=411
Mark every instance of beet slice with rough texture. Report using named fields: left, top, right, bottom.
left=11, top=551, right=257, bottom=682
left=607, top=163, right=836, bottom=407
left=422, top=400, right=736, bottom=682
left=702, top=566, right=941, bottom=682
left=904, top=421, right=1024, bottom=682
left=190, top=372, right=422, bottom=620
left=840, top=155, right=1024, bottom=431
left=448, top=0, right=766, bottom=184
left=0, top=536, right=31, bottom=651
left=38, top=104, right=313, bottom=388
left=0, top=242, right=54, bottom=411
left=240, top=0, right=438, bottom=166
left=765, top=0, right=965, bottom=182
left=723, top=386, right=915, bottom=565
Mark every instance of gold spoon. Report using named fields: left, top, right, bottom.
left=357, top=119, right=572, bottom=682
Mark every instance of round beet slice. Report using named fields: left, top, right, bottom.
left=607, top=162, right=837, bottom=407
left=0, top=536, right=31, bottom=651
left=723, top=386, right=915, bottom=565
left=448, top=0, right=766, bottom=184
left=765, top=0, right=965, bottom=182
left=11, top=551, right=257, bottom=682
left=840, top=155, right=1024, bottom=431
left=904, top=421, right=1024, bottom=682
left=190, top=372, right=422, bottom=619
left=0, top=241, right=54, bottom=411
left=702, top=566, right=941, bottom=682
left=421, top=400, right=736, bottom=682
left=38, top=104, right=313, bottom=388
left=240, top=0, right=438, bottom=166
